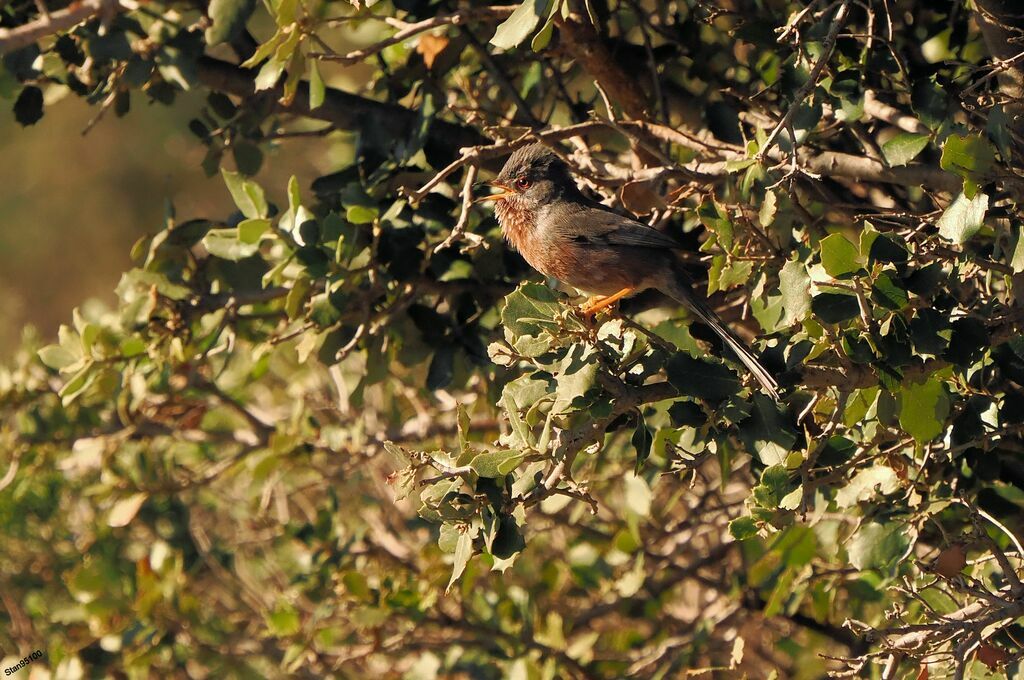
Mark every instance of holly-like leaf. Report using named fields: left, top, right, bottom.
left=739, top=395, right=797, bottom=466
left=899, top=377, right=950, bottom=442
left=446, top=532, right=473, bottom=593
left=778, top=260, right=812, bottom=326
left=882, top=132, right=930, bottom=167
left=468, top=450, right=525, bottom=478
left=666, top=353, right=740, bottom=403
left=847, top=521, right=912, bottom=572
left=937, top=192, right=988, bottom=244
left=940, top=133, right=994, bottom=182
left=501, top=283, right=563, bottom=337
left=820, top=233, right=861, bottom=277
left=490, top=0, right=557, bottom=50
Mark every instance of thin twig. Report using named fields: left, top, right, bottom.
left=310, top=6, right=515, bottom=66
left=433, top=164, right=483, bottom=253
left=757, top=0, right=853, bottom=160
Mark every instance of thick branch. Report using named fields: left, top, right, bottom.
left=555, top=9, right=649, bottom=120
left=196, top=56, right=489, bottom=157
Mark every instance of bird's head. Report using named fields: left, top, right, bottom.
left=476, top=143, right=579, bottom=211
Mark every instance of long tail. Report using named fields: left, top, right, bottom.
left=663, top=272, right=780, bottom=401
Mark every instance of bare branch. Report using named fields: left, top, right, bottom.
left=0, top=0, right=130, bottom=54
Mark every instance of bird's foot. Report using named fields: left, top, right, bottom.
left=579, top=288, right=635, bottom=316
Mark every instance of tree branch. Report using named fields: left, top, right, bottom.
left=195, top=56, right=489, bottom=155
left=0, top=0, right=128, bottom=54
left=972, top=0, right=1024, bottom=136
left=311, top=6, right=515, bottom=65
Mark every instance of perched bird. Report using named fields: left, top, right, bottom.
left=477, top=143, right=779, bottom=400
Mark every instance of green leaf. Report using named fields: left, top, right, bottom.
left=552, top=344, right=598, bottom=413
left=490, top=0, right=555, bottom=50
left=666, top=353, right=740, bottom=403
left=881, top=132, right=930, bottom=167
left=871, top=272, right=909, bottom=310
left=254, top=57, right=286, bottom=91
left=632, top=416, right=653, bottom=474
left=811, top=292, right=859, bottom=324
left=241, top=32, right=286, bottom=68
left=309, top=60, right=325, bottom=110
left=1010, top=226, right=1024, bottom=273
left=623, top=475, right=652, bottom=518
left=835, top=466, right=900, bottom=508
left=119, top=337, right=146, bottom=358
left=469, top=450, right=526, bottom=478
left=864, top=232, right=908, bottom=264
left=697, top=199, right=733, bottom=249
left=221, top=169, right=268, bottom=219
left=740, top=395, right=797, bottom=466
left=531, top=13, right=556, bottom=51
left=819, top=233, right=861, bottom=277
left=274, top=0, right=298, bottom=25
left=502, top=391, right=533, bottom=449
left=940, top=133, right=994, bottom=181
left=438, top=523, right=460, bottom=553
left=38, top=344, right=78, bottom=370
left=205, top=0, right=257, bottom=46
left=285, top=276, right=312, bottom=319
left=899, top=377, right=950, bottom=442
left=729, top=516, right=760, bottom=540
left=759, top=189, right=778, bottom=226
left=446, top=531, right=472, bottom=593
left=266, top=603, right=301, bottom=636
left=501, top=283, right=562, bottom=337
left=118, top=270, right=191, bottom=300
left=345, top=205, right=377, bottom=225
left=59, top=361, right=96, bottom=405
left=778, top=260, right=811, bottom=326
left=937, top=192, right=988, bottom=244
left=238, top=218, right=271, bottom=244
left=203, top=229, right=260, bottom=260
left=847, top=521, right=912, bottom=572
left=751, top=465, right=795, bottom=509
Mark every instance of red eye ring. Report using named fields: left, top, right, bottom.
left=514, top=177, right=531, bottom=190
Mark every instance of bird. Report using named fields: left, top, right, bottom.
left=476, top=143, right=780, bottom=401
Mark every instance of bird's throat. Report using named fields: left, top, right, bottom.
left=494, top=196, right=535, bottom=255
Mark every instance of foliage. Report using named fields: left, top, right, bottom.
left=2, top=0, right=1024, bottom=677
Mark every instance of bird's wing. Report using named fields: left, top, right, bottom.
left=561, top=207, right=684, bottom=250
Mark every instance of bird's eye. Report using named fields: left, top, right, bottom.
left=514, top=177, right=531, bottom=191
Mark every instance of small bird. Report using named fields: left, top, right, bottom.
left=477, top=143, right=779, bottom=400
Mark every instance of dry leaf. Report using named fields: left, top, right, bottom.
left=915, top=665, right=928, bottom=680
left=417, top=34, right=450, bottom=70
left=932, top=544, right=967, bottom=578
left=109, top=493, right=149, bottom=528
left=619, top=180, right=666, bottom=216
left=976, top=642, right=1010, bottom=670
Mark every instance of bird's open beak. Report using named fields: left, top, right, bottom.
left=474, top=181, right=515, bottom=203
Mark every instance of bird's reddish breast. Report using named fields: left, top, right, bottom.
left=496, top=197, right=544, bottom=268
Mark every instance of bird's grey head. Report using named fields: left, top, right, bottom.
left=492, top=143, right=581, bottom=209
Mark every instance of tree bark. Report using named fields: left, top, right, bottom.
left=973, top=0, right=1024, bottom=136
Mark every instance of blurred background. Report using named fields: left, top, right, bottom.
left=0, top=37, right=378, bottom=357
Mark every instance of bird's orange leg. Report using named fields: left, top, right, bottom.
left=580, top=287, right=635, bottom=316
